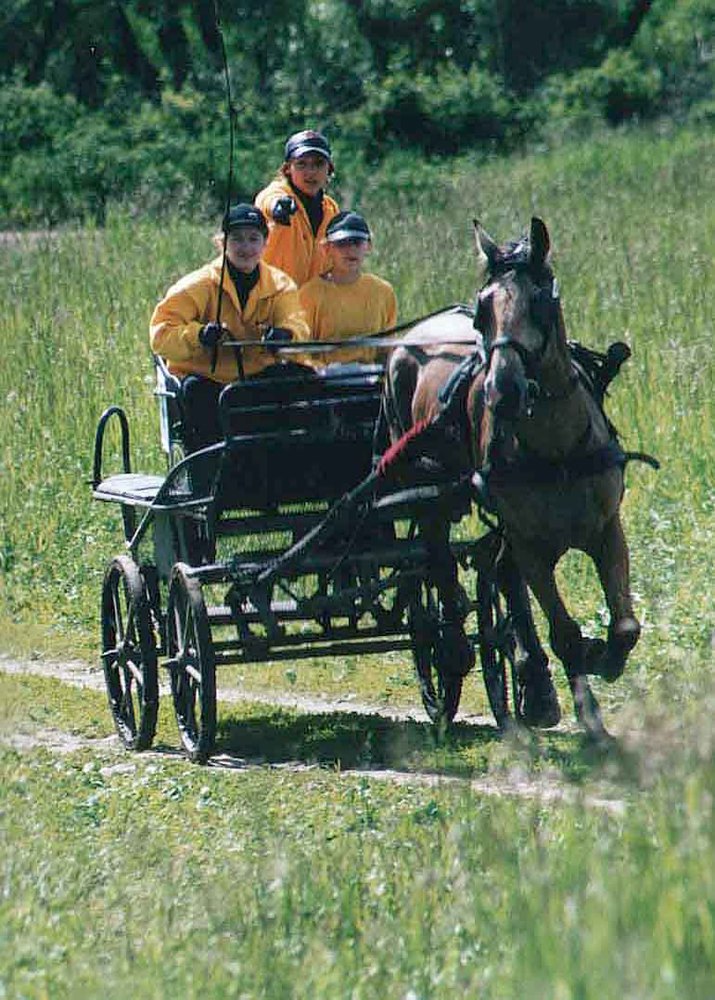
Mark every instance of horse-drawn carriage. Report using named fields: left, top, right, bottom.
left=92, top=346, right=523, bottom=762
left=92, top=216, right=655, bottom=760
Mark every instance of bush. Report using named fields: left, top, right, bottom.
left=0, top=77, right=81, bottom=169
left=634, top=0, right=715, bottom=113
left=543, top=51, right=662, bottom=128
left=360, top=64, right=513, bottom=155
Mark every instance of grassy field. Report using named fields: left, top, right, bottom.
left=1, top=122, right=715, bottom=996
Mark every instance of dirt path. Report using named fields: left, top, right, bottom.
left=1, top=719, right=625, bottom=816
left=0, top=653, right=627, bottom=814
left=0, top=653, right=500, bottom=726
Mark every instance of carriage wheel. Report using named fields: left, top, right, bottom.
left=476, top=574, right=520, bottom=729
left=101, top=555, right=159, bottom=751
left=408, top=582, right=463, bottom=725
left=166, top=564, right=217, bottom=763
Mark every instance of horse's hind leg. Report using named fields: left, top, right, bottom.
left=496, top=548, right=561, bottom=728
left=591, top=514, right=641, bottom=683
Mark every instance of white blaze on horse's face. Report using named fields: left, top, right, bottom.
left=483, top=270, right=543, bottom=418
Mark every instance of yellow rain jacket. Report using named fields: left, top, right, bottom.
left=255, top=178, right=339, bottom=287
left=299, top=273, right=397, bottom=365
left=150, top=257, right=310, bottom=384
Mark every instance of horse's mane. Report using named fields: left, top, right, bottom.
left=488, top=236, right=553, bottom=280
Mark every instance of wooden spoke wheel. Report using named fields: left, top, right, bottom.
left=101, top=555, right=159, bottom=751
left=408, top=581, right=463, bottom=726
left=166, top=564, right=216, bottom=763
left=476, top=574, right=520, bottom=729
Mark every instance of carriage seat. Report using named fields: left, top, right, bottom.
left=214, top=363, right=385, bottom=509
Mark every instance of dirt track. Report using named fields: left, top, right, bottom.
left=0, top=653, right=626, bottom=814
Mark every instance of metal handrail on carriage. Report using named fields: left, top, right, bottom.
left=92, top=332, right=518, bottom=763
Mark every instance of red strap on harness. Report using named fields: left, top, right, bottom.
left=376, top=417, right=433, bottom=477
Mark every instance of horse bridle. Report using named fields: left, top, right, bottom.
left=475, top=267, right=578, bottom=403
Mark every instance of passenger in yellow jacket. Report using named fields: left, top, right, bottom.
left=150, top=203, right=311, bottom=448
left=255, top=129, right=339, bottom=287
left=299, top=211, right=397, bottom=366
left=150, top=203, right=309, bottom=384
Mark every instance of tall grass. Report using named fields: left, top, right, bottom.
left=1, top=123, right=713, bottom=670
left=1, top=120, right=715, bottom=999
left=1, top=680, right=715, bottom=999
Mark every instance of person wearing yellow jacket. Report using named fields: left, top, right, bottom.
left=255, top=129, right=340, bottom=287
left=150, top=203, right=310, bottom=448
left=299, top=211, right=397, bottom=366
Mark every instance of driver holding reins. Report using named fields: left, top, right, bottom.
left=149, top=202, right=310, bottom=447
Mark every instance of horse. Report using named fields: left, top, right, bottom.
left=378, top=320, right=561, bottom=733
left=381, top=217, right=642, bottom=738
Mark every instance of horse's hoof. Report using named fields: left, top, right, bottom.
left=600, top=617, right=641, bottom=683
left=571, top=676, right=607, bottom=737
left=519, top=666, right=561, bottom=729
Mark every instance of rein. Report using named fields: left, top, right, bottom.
left=221, top=303, right=482, bottom=353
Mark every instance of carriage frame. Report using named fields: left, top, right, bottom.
left=92, top=357, right=522, bottom=762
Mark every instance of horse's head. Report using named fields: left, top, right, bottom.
left=474, top=217, right=564, bottom=423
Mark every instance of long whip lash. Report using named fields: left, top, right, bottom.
left=211, top=0, right=238, bottom=375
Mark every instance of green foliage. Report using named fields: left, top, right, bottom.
left=634, top=0, right=715, bottom=114
left=543, top=50, right=662, bottom=127
left=1, top=0, right=713, bottom=223
left=359, top=64, right=514, bottom=155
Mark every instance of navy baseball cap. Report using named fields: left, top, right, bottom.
left=223, top=203, right=268, bottom=236
left=325, top=211, right=371, bottom=243
left=284, top=129, right=333, bottom=163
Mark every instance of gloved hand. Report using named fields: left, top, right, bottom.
left=198, top=321, right=225, bottom=348
left=271, top=196, right=297, bottom=226
left=262, top=326, right=293, bottom=344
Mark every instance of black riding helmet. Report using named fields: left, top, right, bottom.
left=223, top=203, right=269, bottom=237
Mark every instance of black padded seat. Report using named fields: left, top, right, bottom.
left=215, top=364, right=385, bottom=509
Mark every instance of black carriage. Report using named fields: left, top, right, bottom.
left=92, top=357, right=520, bottom=762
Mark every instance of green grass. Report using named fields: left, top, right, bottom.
left=1, top=123, right=714, bottom=668
left=2, top=121, right=715, bottom=996
left=2, top=667, right=715, bottom=998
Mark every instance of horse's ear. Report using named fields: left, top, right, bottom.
left=529, top=217, right=550, bottom=269
left=473, top=219, right=498, bottom=271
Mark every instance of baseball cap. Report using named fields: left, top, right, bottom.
left=325, top=211, right=371, bottom=243
left=284, top=129, right=333, bottom=163
left=223, top=203, right=268, bottom=236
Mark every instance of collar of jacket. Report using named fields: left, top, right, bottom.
left=208, top=257, right=282, bottom=312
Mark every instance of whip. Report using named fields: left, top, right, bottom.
left=210, top=0, right=243, bottom=377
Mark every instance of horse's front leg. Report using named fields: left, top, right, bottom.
left=509, top=537, right=607, bottom=738
left=591, top=513, right=641, bottom=683
left=495, top=548, right=561, bottom=728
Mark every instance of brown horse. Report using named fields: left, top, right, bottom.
left=383, top=217, right=642, bottom=737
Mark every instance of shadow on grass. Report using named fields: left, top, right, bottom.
left=203, top=705, right=622, bottom=784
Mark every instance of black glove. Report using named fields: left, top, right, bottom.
left=271, top=196, right=297, bottom=226
left=198, top=321, right=225, bottom=348
left=263, top=326, right=293, bottom=344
